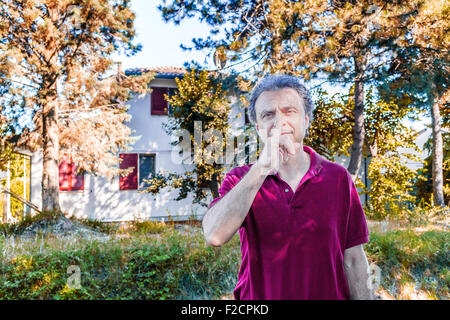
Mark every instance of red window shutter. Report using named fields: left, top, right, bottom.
left=59, top=155, right=84, bottom=191
left=59, top=155, right=71, bottom=191
left=119, top=153, right=138, bottom=190
left=151, top=87, right=168, bottom=115
left=71, top=163, right=84, bottom=191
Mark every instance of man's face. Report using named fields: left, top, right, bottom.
left=254, top=87, right=309, bottom=145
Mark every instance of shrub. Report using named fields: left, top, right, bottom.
left=0, top=228, right=241, bottom=300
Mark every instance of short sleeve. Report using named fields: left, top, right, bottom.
left=208, top=169, right=240, bottom=209
left=345, top=171, right=370, bottom=249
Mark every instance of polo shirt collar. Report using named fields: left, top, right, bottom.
left=274, top=145, right=324, bottom=180
left=304, top=145, right=324, bottom=177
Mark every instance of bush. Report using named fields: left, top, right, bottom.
left=0, top=228, right=241, bottom=300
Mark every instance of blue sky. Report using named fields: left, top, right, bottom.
left=115, top=0, right=214, bottom=70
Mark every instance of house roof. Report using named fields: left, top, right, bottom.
left=125, top=66, right=186, bottom=79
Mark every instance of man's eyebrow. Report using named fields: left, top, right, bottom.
left=260, top=105, right=297, bottom=113
left=259, top=107, right=274, bottom=114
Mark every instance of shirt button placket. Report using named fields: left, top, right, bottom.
left=284, top=187, right=293, bottom=204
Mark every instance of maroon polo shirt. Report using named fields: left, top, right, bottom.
left=209, top=145, right=369, bottom=300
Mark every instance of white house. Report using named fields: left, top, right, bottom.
left=26, top=67, right=247, bottom=222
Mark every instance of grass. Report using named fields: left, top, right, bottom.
left=0, top=224, right=240, bottom=300
left=0, top=213, right=448, bottom=300
left=365, top=229, right=449, bottom=300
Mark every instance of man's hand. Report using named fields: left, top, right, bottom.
left=255, top=128, right=301, bottom=176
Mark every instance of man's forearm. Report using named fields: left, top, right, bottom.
left=344, top=253, right=374, bottom=300
left=203, top=164, right=267, bottom=246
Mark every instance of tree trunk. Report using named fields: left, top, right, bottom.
left=347, top=58, right=366, bottom=182
left=41, top=7, right=62, bottom=213
left=430, top=94, right=445, bottom=207
left=41, top=89, right=61, bottom=212
left=209, top=170, right=221, bottom=199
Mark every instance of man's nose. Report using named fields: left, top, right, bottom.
left=273, top=112, right=288, bottom=128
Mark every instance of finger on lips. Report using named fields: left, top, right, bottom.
left=279, top=135, right=296, bottom=156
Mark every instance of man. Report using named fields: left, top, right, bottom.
left=202, top=75, right=374, bottom=300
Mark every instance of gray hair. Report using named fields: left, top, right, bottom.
left=248, top=74, right=314, bottom=136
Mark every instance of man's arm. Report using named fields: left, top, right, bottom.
left=343, top=244, right=375, bottom=300
left=203, top=128, right=300, bottom=247
left=202, top=164, right=267, bottom=247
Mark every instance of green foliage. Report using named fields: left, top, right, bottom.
left=362, top=86, right=423, bottom=219
left=365, top=154, right=419, bottom=220
left=0, top=138, right=14, bottom=173
left=405, top=205, right=449, bottom=226
left=160, top=0, right=448, bottom=210
left=0, top=229, right=241, bottom=300
left=0, top=224, right=447, bottom=300
left=307, top=85, right=422, bottom=219
left=159, top=0, right=421, bottom=81
left=141, top=69, right=235, bottom=205
left=306, top=88, right=354, bottom=161
left=0, top=152, right=31, bottom=220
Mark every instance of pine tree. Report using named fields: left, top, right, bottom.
left=0, top=0, right=153, bottom=212
left=378, top=0, right=449, bottom=207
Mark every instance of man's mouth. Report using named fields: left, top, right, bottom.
left=281, top=132, right=292, bottom=135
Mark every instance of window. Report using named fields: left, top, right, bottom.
left=119, top=153, right=155, bottom=190
left=59, top=155, right=84, bottom=191
left=138, top=154, right=155, bottom=190
left=150, top=87, right=177, bottom=115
